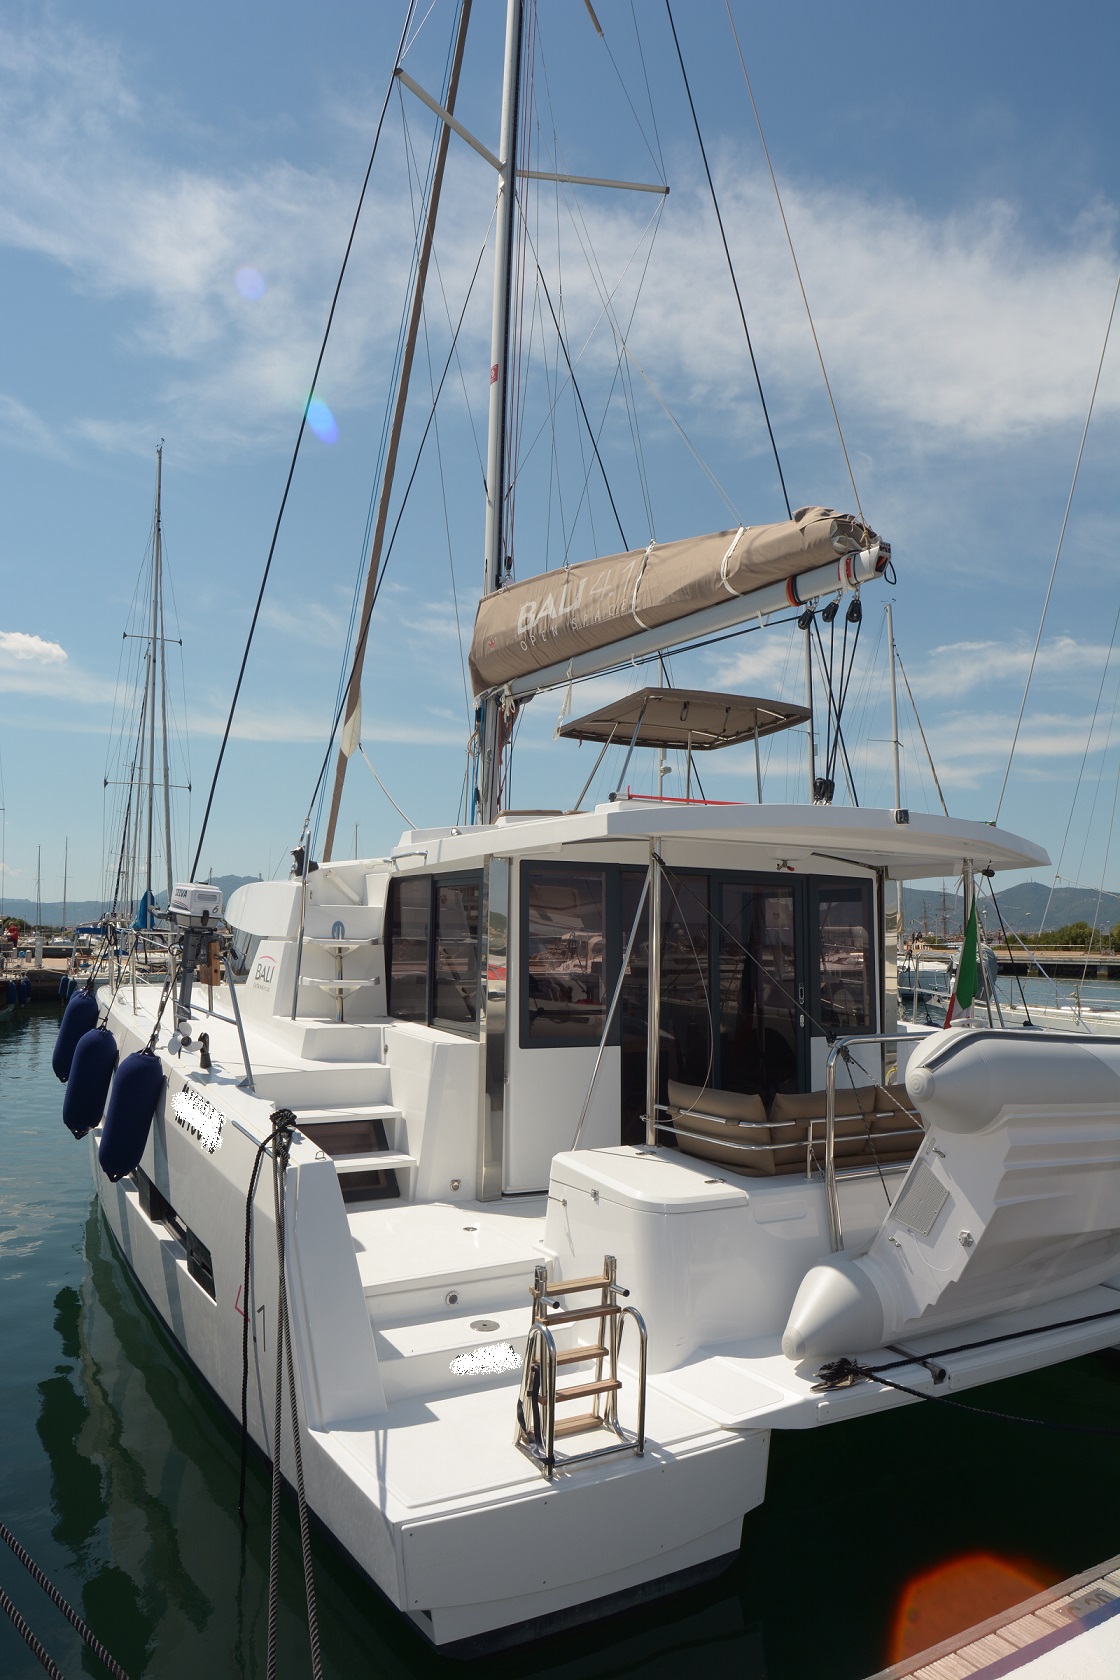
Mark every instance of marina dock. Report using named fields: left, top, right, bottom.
left=872, top=1553, right=1120, bottom=1679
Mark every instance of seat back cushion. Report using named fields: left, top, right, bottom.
left=667, top=1080, right=774, bottom=1175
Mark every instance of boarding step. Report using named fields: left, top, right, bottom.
left=515, top=1255, right=648, bottom=1480
left=374, top=1304, right=534, bottom=1401
left=354, top=1203, right=546, bottom=1323
left=296, top=1105, right=412, bottom=1203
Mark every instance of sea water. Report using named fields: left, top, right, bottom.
left=3, top=1005, right=1120, bottom=1679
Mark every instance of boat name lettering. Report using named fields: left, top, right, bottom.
left=253, top=955, right=276, bottom=985
left=171, top=1087, right=225, bottom=1154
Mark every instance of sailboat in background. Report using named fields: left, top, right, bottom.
left=101, top=444, right=189, bottom=957
left=52, top=0, right=1120, bottom=1656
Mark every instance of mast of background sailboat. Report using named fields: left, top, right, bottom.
left=321, top=1, right=473, bottom=862
left=62, top=837, right=67, bottom=930
left=156, top=445, right=174, bottom=906
left=144, top=446, right=161, bottom=919
left=475, top=0, right=524, bottom=827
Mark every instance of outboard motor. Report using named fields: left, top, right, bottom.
left=166, top=883, right=225, bottom=1049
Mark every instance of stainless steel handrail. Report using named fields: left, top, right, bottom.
left=824, top=1031, right=934, bottom=1253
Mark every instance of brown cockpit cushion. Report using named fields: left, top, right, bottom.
left=667, top=1080, right=774, bottom=1175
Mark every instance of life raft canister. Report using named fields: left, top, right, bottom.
left=63, top=1028, right=119, bottom=1140
left=52, top=989, right=100, bottom=1082
left=98, top=1050, right=165, bottom=1182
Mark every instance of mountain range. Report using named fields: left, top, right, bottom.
left=2, top=875, right=262, bottom=928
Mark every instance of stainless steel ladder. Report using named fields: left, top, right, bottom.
left=515, top=1254, right=648, bottom=1479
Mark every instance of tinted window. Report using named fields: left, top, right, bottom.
left=718, top=882, right=798, bottom=1103
left=523, top=867, right=607, bottom=1045
left=387, top=877, right=430, bottom=1022
left=433, top=878, right=482, bottom=1027
left=817, top=881, right=874, bottom=1034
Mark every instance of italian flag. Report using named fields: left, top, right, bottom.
left=943, top=895, right=979, bottom=1027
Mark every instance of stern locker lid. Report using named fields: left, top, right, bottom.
left=550, top=1148, right=749, bottom=1214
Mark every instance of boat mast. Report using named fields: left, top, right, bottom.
left=475, top=0, right=524, bottom=827
left=144, top=445, right=161, bottom=918
left=155, top=445, right=174, bottom=903
left=62, top=837, right=68, bottom=929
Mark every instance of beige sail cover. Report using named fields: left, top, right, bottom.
left=469, top=506, right=880, bottom=695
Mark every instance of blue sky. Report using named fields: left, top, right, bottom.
left=0, top=0, right=1117, bottom=907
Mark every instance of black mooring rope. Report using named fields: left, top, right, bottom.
left=0, top=1586, right=64, bottom=1680
left=0, top=1519, right=131, bottom=1679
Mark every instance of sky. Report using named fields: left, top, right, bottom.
left=0, top=0, right=1118, bottom=911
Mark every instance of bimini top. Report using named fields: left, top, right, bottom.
left=558, top=688, right=810, bottom=751
left=469, top=507, right=886, bottom=695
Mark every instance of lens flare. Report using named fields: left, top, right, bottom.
left=235, top=266, right=265, bottom=300
left=306, top=398, right=338, bottom=444
left=888, top=1552, right=1055, bottom=1664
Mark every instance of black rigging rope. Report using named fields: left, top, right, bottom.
left=664, top=0, right=791, bottom=519
left=189, top=0, right=418, bottom=881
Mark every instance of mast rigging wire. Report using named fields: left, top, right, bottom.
left=994, top=264, right=1120, bottom=823
left=188, top=0, right=418, bottom=881
left=723, top=0, right=865, bottom=526
left=664, top=0, right=792, bottom=520
left=303, top=236, right=492, bottom=839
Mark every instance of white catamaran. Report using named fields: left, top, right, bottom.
left=62, top=0, right=1120, bottom=1655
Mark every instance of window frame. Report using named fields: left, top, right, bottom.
left=385, top=870, right=485, bottom=1037
left=518, top=860, right=619, bottom=1049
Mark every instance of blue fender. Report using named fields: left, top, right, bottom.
left=52, top=990, right=99, bottom=1081
left=5, top=980, right=15, bottom=1007
left=98, top=1051, right=165, bottom=1182
left=19, top=978, right=32, bottom=1004
left=63, top=1028, right=119, bottom=1140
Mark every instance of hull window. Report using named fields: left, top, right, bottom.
left=135, top=1167, right=216, bottom=1300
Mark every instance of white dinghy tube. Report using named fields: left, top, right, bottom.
left=783, top=1029, right=1120, bottom=1360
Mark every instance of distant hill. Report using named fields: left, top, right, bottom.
left=2, top=873, right=262, bottom=929
left=902, top=882, right=1120, bottom=937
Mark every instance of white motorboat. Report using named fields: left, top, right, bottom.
left=61, top=0, right=1120, bottom=1656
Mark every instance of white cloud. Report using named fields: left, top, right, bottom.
left=0, top=630, right=67, bottom=665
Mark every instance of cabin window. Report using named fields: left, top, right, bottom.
left=814, top=880, right=874, bottom=1035
left=386, top=873, right=483, bottom=1034
left=521, top=865, right=608, bottom=1046
left=432, top=877, right=482, bottom=1029
left=387, top=876, right=431, bottom=1022
left=718, top=882, right=798, bottom=1104
left=659, top=871, right=713, bottom=1089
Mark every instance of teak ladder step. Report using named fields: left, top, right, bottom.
left=555, top=1343, right=608, bottom=1368
left=556, top=1377, right=622, bottom=1405
left=515, top=1254, right=648, bottom=1480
